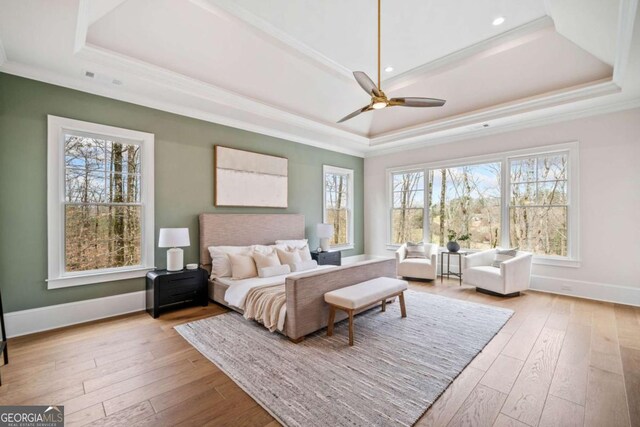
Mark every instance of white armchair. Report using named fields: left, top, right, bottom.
left=396, top=243, right=438, bottom=280
left=463, top=249, right=533, bottom=296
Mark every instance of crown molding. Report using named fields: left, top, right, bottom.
left=370, top=78, right=620, bottom=146
left=76, top=43, right=371, bottom=147
left=366, top=97, right=640, bottom=157
left=73, top=0, right=90, bottom=53
left=0, top=60, right=368, bottom=158
left=190, top=0, right=354, bottom=82
left=383, top=16, right=555, bottom=92
left=613, top=0, right=639, bottom=84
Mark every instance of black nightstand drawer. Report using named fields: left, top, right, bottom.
left=311, top=250, right=341, bottom=266
left=146, top=268, right=208, bottom=318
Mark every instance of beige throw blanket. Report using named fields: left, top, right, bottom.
left=243, top=284, right=286, bottom=332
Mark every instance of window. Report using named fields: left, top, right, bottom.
left=509, top=152, right=568, bottom=256
left=429, top=163, right=502, bottom=249
left=390, top=170, right=424, bottom=244
left=323, top=165, right=354, bottom=249
left=387, top=143, right=579, bottom=265
left=47, top=116, right=154, bottom=288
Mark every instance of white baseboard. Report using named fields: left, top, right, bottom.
left=4, top=290, right=146, bottom=338
left=530, top=275, right=639, bottom=307
left=4, top=270, right=637, bottom=338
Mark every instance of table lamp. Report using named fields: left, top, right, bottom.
left=317, top=223, right=334, bottom=252
left=158, top=228, right=190, bottom=271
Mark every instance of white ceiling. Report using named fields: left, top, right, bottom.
left=0, top=0, right=638, bottom=157
left=209, top=0, right=548, bottom=79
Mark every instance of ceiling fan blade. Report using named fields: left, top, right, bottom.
left=337, top=105, right=371, bottom=123
left=390, top=97, right=446, bottom=107
left=353, top=71, right=382, bottom=97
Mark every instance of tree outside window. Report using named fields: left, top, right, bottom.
left=509, top=153, right=568, bottom=256
left=391, top=171, right=424, bottom=244
left=64, top=134, right=142, bottom=272
left=429, top=163, right=502, bottom=249
left=324, top=166, right=354, bottom=248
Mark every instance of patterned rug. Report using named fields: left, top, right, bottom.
left=175, top=290, right=512, bottom=427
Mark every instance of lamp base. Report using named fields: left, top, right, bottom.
left=167, top=248, right=184, bottom=271
left=320, top=238, right=330, bottom=252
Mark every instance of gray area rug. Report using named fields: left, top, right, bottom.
left=175, top=290, right=513, bottom=427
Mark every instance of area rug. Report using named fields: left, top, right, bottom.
left=175, top=290, right=513, bottom=427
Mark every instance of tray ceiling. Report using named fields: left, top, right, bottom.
left=0, top=0, right=637, bottom=156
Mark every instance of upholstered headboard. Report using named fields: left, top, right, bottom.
left=199, top=213, right=305, bottom=267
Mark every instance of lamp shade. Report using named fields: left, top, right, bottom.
left=316, top=223, right=334, bottom=239
left=158, top=228, right=190, bottom=248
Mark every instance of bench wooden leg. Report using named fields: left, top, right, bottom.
left=381, top=299, right=386, bottom=312
left=399, top=291, right=407, bottom=318
left=348, top=309, right=354, bottom=346
left=327, top=305, right=336, bottom=336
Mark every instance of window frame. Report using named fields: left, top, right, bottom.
left=47, top=115, right=155, bottom=289
left=386, top=142, right=580, bottom=267
left=322, top=165, right=355, bottom=250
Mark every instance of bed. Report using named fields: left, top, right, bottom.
left=199, top=213, right=395, bottom=342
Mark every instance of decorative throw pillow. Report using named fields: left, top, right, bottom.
left=208, top=246, right=251, bottom=278
left=228, top=253, right=258, bottom=280
left=252, top=251, right=281, bottom=270
left=297, top=244, right=312, bottom=262
left=291, top=260, right=318, bottom=272
left=258, top=264, right=291, bottom=278
left=276, top=248, right=302, bottom=268
left=251, top=245, right=275, bottom=255
left=406, top=242, right=427, bottom=259
left=492, top=248, right=518, bottom=268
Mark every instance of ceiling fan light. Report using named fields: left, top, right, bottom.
left=372, top=101, right=387, bottom=109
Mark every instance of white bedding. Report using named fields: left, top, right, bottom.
left=219, top=265, right=335, bottom=331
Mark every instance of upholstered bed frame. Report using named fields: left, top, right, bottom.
left=199, top=213, right=395, bottom=342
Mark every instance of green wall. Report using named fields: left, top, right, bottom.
left=0, top=73, right=364, bottom=312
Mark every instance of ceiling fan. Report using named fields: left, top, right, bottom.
left=338, top=0, right=446, bottom=123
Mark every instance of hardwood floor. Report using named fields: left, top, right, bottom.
left=1, top=280, right=638, bottom=427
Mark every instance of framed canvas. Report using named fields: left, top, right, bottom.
left=214, top=146, right=288, bottom=208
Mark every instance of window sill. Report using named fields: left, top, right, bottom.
left=532, top=257, right=581, bottom=268
left=47, top=266, right=155, bottom=289
left=330, top=245, right=354, bottom=251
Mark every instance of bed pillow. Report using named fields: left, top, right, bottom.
left=275, top=239, right=309, bottom=249
left=228, top=253, right=258, bottom=280
left=291, top=260, right=318, bottom=272
left=208, top=246, right=251, bottom=278
left=405, top=242, right=427, bottom=259
left=492, top=248, right=518, bottom=268
left=276, top=248, right=302, bottom=268
left=251, top=244, right=275, bottom=255
left=253, top=251, right=281, bottom=270
left=258, top=264, right=291, bottom=278
left=297, top=244, right=312, bottom=261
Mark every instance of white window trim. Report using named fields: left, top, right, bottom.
left=385, top=142, right=580, bottom=267
left=323, top=165, right=355, bottom=250
left=47, top=115, right=155, bottom=289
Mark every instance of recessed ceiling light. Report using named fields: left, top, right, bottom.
left=384, top=66, right=394, bottom=72
left=492, top=16, right=505, bottom=26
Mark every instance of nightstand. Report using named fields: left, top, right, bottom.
left=311, top=250, right=342, bottom=266
left=146, top=268, right=208, bottom=318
